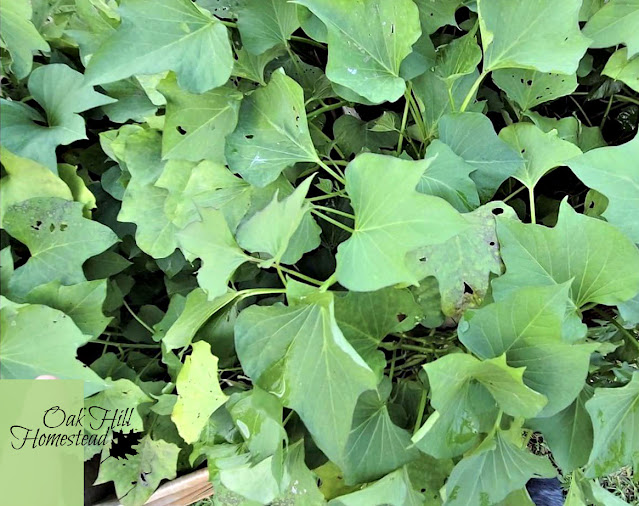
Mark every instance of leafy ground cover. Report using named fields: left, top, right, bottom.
left=1, top=0, right=639, bottom=505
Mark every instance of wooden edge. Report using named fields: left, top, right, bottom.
left=93, top=468, right=213, bottom=506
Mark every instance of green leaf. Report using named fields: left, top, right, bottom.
left=438, top=113, right=524, bottom=201
left=225, top=69, right=319, bottom=187
left=95, top=435, right=180, bottom=506
left=568, top=132, right=639, bottom=243
left=492, top=69, right=579, bottom=110
left=528, top=385, right=594, bottom=472
left=0, top=248, right=14, bottom=293
left=336, top=153, right=467, bottom=292
left=172, top=341, right=229, bottom=444
left=585, top=372, right=639, bottom=477
left=342, top=381, right=419, bottom=484
left=412, top=70, right=481, bottom=139
left=235, top=292, right=377, bottom=471
left=158, top=73, right=242, bottom=163
left=328, top=467, right=423, bottom=506
left=478, top=0, right=589, bottom=73
left=0, top=64, right=115, bottom=170
left=0, top=148, right=72, bottom=227
left=236, top=0, right=300, bottom=55
left=602, top=48, right=639, bottom=93
left=417, top=139, right=478, bottom=212
left=162, top=289, right=237, bottom=350
left=100, top=79, right=158, bottom=123
left=493, top=200, right=639, bottom=308
left=237, top=175, right=320, bottom=267
left=66, top=0, right=119, bottom=65
left=407, top=201, right=516, bottom=319
left=444, top=428, right=555, bottom=506
left=499, top=122, right=582, bottom=192
left=434, top=24, right=482, bottom=86
left=295, top=0, right=421, bottom=103
left=84, top=0, right=233, bottom=93
left=583, top=0, right=639, bottom=58
left=334, top=287, right=422, bottom=376
left=177, top=208, right=251, bottom=299
left=0, top=0, right=50, bottom=79
left=414, top=354, right=546, bottom=459
left=0, top=297, right=107, bottom=396
left=414, top=0, right=461, bottom=35
left=4, top=197, right=118, bottom=299
left=227, top=387, right=286, bottom=463
left=24, top=280, right=110, bottom=338
left=448, top=356, right=553, bottom=419
left=232, top=45, right=286, bottom=86
left=458, top=283, right=598, bottom=416
left=333, top=114, right=398, bottom=157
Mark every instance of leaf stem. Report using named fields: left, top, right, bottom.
left=311, top=209, right=354, bottom=233
left=89, top=338, right=161, bottom=349
left=459, top=70, right=488, bottom=113
left=568, top=96, right=593, bottom=127
left=319, top=272, right=338, bottom=292
left=312, top=205, right=355, bottom=220
left=503, top=184, right=526, bottom=202
left=413, top=388, right=428, bottom=435
left=317, top=159, right=347, bottom=184
left=593, top=308, right=639, bottom=353
left=396, top=82, right=412, bottom=155
left=528, top=186, right=536, bottom=224
left=290, top=35, right=325, bottom=48
left=614, top=94, right=639, bottom=107
left=237, top=287, right=288, bottom=299
left=308, top=191, right=348, bottom=202
left=308, top=100, right=348, bottom=120
left=218, top=20, right=237, bottom=28
left=600, top=94, right=614, bottom=130
left=122, top=299, right=155, bottom=334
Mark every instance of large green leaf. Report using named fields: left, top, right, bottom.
left=227, top=387, right=286, bottom=463
left=0, top=297, right=107, bottom=396
left=95, top=435, right=180, bottom=506
left=478, top=0, right=589, bottom=73
left=417, top=140, right=480, bottom=213
left=499, top=122, right=582, bottom=192
left=342, top=381, right=419, bottom=484
left=602, top=48, right=639, bottom=93
left=438, top=113, right=524, bottom=201
left=158, top=73, right=242, bottom=163
left=493, top=200, right=639, bottom=308
left=444, top=428, right=556, bottom=506
left=295, top=0, right=421, bottom=103
left=329, top=467, right=423, bottom=506
left=84, top=0, right=233, bottom=93
left=172, top=341, right=228, bottom=443
left=585, top=372, right=639, bottom=477
left=414, top=353, right=546, bottom=459
left=528, top=385, right=594, bottom=472
left=162, top=289, right=237, bottom=350
left=177, top=208, right=251, bottom=299
left=567, top=133, right=639, bottom=244
left=0, top=148, right=72, bottom=227
left=3, top=198, right=118, bottom=299
left=24, top=280, right=111, bottom=338
left=0, top=64, right=115, bottom=171
left=235, top=291, right=377, bottom=471
left=236, top=175, right=320, bottom=267
left=236, top=0, right=299, bottom=55
left=458, top=283, right=598, bottom=417
left=492, top=69, right=578, bottom=110
left=433, top=25, right=482, bottom=87
left=225, top=69, right=319, bottom=187
left=335, top=153, right=467, bottom=292
left=414, top=0, right=462, bottom=35
left=407, top=201, right=516, bottom=320
left=412, top=70, right=481, bottom=139
left=583, top=0, right=639, bottom=58
left=0, top=0, right=50, bottom=79
left=334, top=287, right=422, bottom=375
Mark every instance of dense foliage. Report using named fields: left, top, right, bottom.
left=1, top=0, right=639, bottom=504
